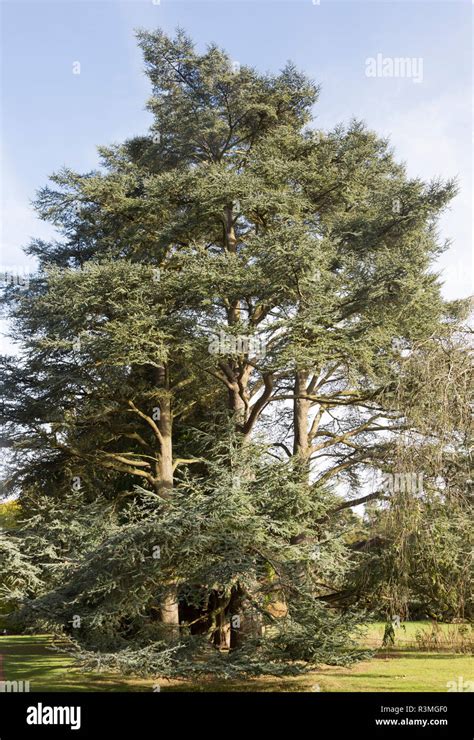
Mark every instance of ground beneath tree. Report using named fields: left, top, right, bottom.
left=1, top=624, right=472, bottom=692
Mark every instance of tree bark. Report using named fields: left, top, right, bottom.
left=229, top=586, right=263, bottom=649
left=293, top=370, right=311, bottom=464
left=160, top=584, right=180, bottom=636
left=153, top=366, right=180, bottom=630
left=211, top=593, right=232, bottom=650
left=157, top=395, right=174, bottom=498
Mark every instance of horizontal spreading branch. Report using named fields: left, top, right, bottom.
left=172, top=457, right=204, bottom=472
left=317, top=490, right=388, bottom=522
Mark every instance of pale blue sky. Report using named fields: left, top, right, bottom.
left=1, top=0, right=472, bottom=307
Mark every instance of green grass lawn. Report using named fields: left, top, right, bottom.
left=0, top=624, right=472, bottom=692
left=361, top=620, right=473, bottom=652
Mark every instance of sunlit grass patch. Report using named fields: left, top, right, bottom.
left=1, top=629, right=472, bottom=693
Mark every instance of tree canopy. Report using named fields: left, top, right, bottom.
left=0, top=28, right=471, bottom=677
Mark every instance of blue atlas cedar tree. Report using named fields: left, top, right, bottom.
left=0, top=28, right=470, bottom=676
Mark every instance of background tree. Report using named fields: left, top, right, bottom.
left=343, top=321, right=473, bottom=621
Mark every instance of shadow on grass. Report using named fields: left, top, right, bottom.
left=1, top=635, right=472, bottom=693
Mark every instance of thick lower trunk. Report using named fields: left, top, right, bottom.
left=153, top=373, right=180, bottom=632
left=159, top=584, right=180, bottom=640
left=212, top=593, right=232, bottom=650
left=229, top=586, right=263, bottom=649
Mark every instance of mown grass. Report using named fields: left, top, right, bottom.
left=361, top=620, right=473, bottom=652
left=0, top=624, right=472, bottom=692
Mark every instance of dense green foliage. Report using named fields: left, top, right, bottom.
left=0, top=28, right=471, bottom=677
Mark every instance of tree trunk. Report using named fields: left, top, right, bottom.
left=157, top=395, right=174, bottom=498
left=212, top=593, right=232, bottom=650
left=160, top=584, right=180, bottom=637
left=153, top=366, right=180, bottom=631
left=293, top=370, right=311, bottom=464
left=291, top=371, right=313, bottom=548
left=229, top=586, right=263, bottom=649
